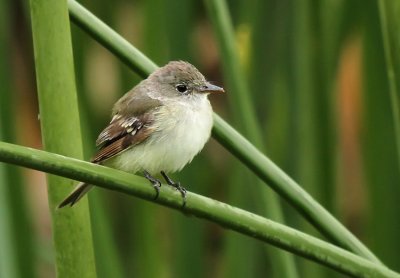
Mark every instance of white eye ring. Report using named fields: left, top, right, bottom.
left=176, top=84, right=188, bottom=93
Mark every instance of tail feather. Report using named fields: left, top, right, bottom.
left=58, top=182, right=92, bottom=208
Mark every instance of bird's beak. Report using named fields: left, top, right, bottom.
left=199, top=82, right=225, bottom=94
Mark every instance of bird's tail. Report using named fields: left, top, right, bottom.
left=58, top=182, right=93, bottom=208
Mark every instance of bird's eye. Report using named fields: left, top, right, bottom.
left=176, top=84, right=188, bottom=93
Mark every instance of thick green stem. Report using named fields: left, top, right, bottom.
left=0, top=141, right=398, bottom=278
left=29, top=0, right=96, bottom=276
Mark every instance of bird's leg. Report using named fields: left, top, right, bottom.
left=160, top=171, right=187, bottom=207
left=143, top=170, right=161, bottom=200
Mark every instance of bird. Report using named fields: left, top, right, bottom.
left=58, top=61, right=224, bottom=208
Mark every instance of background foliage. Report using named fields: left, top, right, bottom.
left=1, top=0, right=399, bottom=277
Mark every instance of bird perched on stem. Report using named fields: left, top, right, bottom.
left=58, top=61, right=224, bottom=208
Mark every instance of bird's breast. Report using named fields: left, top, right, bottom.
left=148, top=97, right=213, bottom=171
left=109, top=96, right=213, bottom=174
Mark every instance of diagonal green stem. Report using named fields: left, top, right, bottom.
left=0, top=141, right=398, bottom=278
left=212, top=114, right=381, bottom=263
left=68, top=0, right=157, bottom=78
left=67, top=0, right=380, bottom=264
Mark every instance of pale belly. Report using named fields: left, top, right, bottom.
left=105, top=98, right=213, bottom=175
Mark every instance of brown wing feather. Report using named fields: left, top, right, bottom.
left=96, top=116, right=142, bottom=147
left=91, top=114, right=155, bottom=163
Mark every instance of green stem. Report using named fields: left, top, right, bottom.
left=377, top=0, right=400, bottom=174
left=68, top=0, right=158, bottom=78
left=0, top=141, right=398, bottom=278
left=363, top=1, right=400, bottom=269
left=203, top=0, right=298, bottom=276
left=67, top=0, right=381, bottom=264
left=0, top=0, right=35, bottom=276
left=29, top=0, right=96, bottom=276
left=212, top=114, right=381, bottom=263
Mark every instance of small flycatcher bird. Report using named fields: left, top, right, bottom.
left=58, top=61, right=224, bottom=208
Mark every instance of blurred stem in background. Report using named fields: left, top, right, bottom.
left=0, top=0, right=36, bottom=277
left=163, top=1, right=210, bottom=277
left=126, top=1, right=171, bottom=277
left=378, top=0, right=400, bottom=173
left=248, top=0, right=302, bottom=275
left=291, top=0, right=337, bottom=277
left=204, top=0, right=299, bottom=277
left=29, top=0, right=97, bottom=276
left=363, top=0, right=400, bottom=272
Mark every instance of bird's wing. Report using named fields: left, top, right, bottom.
left=91, top=112, right=157, bottom=163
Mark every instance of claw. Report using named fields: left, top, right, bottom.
left=143, top=170, right=161, bottom=200
left=161, top=171, right=187, bottom=207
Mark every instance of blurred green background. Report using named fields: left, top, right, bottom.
left=1, top=0, right=399, bottom=277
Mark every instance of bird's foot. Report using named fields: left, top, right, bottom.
left=143, top=170, right=161, bottom=200
left=160, top=171, right=187, bottom=207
